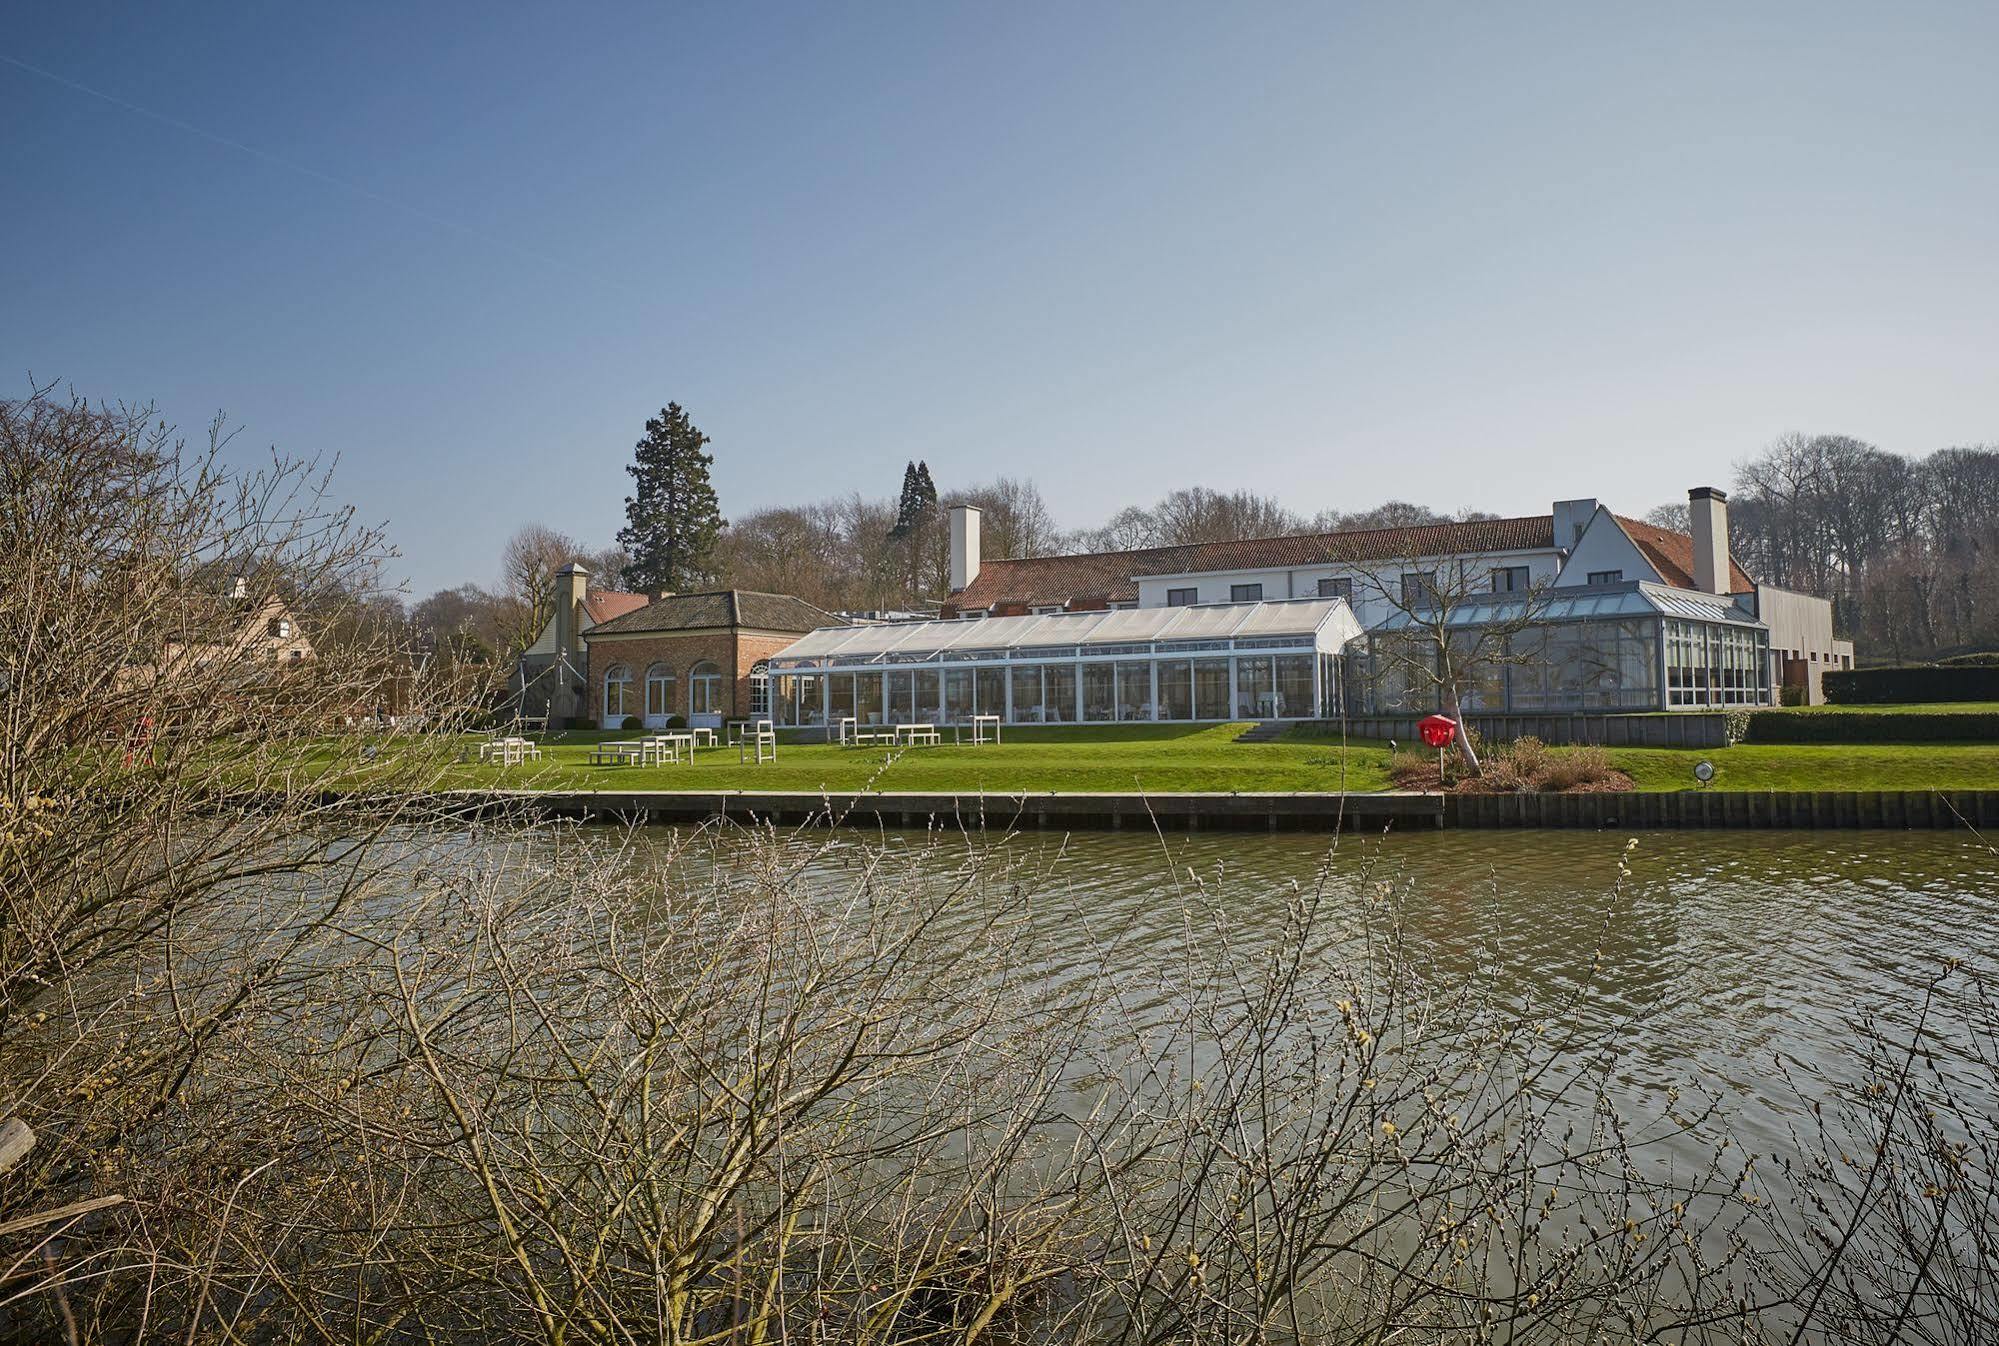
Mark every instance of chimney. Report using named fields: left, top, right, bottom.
left=551, top=563, right=590, bottom=659
left=1551, top=499, right=1598, bottom=550
left=949, top=504, right=982, bottom=593
left=1688, top=486, right=1730, bottom=594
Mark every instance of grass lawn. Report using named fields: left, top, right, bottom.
left=437, top=724, right=1398, bottom=795
left=1606, top=743, right=1999, bottom=792
left=1756, top=701, right=1999, bottom=716
left=365, top=725, right=1999, bottom=798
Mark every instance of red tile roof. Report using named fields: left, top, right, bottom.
left=950, top=513, right=1761, bottom=610
left=951, top=516, right=1558, bottom=609
left=582, top=590, right=649, bottom=627
left=1612, top=516, right=1755, bottom=593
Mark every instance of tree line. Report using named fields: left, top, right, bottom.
left=399, top=402, right=1997, bottom=665
left=1718, top=434, right=1999, bottom=662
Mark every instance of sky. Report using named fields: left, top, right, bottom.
left=5, top=2, right=1996, bottom=597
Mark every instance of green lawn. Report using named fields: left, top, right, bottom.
left=1606, top=743, right=1999, bottom=792
left=438, top=724, right=1398, bottom=795
left=1757, top=701, right=1999, bottom=716
left=382, top=723, right=1999, bottom=798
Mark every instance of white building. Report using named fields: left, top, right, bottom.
left=764, top=487, right=1854, bottom=726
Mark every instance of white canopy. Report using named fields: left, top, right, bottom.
left=772, top=598, right=1361, bottom=666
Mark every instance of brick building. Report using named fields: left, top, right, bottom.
left=583, top=589, right=842, bottom=729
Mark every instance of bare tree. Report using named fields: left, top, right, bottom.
left=498, top=522, right=583, bottom=650
left=1350, top=553, right=1555, bottom=772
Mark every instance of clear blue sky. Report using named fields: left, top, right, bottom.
left=6, top=3, right=1995, bottom=597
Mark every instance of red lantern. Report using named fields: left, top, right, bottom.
left=1417, top=714, right=1457, bottom=749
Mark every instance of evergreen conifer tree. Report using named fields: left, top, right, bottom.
left=617, top=403, right=725, bottom=597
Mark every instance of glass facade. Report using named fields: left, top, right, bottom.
left=772, top=649, right=1333, bottom=726
left=1665, top=619, right=1769, bottom=707
left=1351, top=615, right=1768, bottom=714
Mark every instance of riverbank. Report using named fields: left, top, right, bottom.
left=430, top=723, right=1999, bottom=796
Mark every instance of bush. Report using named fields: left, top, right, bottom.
left=666, top=714, right=687, bottom=729
left=1746, top=709, right=1999, bottom=743
left=1825, top=664, right=1999, bottom=704
left=1538, top=744, right=1618, bottom=791
left=621, top=716, right=643, bottom=731
left=1387, top=735, right=1633, bottom=793
left=1779, top=684, right=1807, bottom=707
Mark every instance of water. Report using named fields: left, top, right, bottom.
left=618, top=823, right=1999, bottom=1153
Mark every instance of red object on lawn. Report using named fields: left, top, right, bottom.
left=1418, top=714, right=1457, bottom=749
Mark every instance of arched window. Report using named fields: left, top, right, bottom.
left=748, top=661, right=770, bottom=718
left=689, top=660, right=723, bottom=717
left=602, top=664, right=632, bottom=721
left=644, top=663, right=676, bottom=718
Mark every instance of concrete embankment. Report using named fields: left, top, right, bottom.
left=455, top=787, right=1999, bottom=832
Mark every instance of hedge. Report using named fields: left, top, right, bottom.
left=1747, top=708, right=1999, bottom=743
left=1824, top=665, right=1999, bottom=705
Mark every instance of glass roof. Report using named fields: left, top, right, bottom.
left=774, top=598, right=1362, bottom=663
left=1369, top=581, right=1764, bottom=631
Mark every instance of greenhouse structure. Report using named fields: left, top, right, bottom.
left=1348, top=580, right=1772, bottom=714
left=765, top=599, right=1364, bottom=729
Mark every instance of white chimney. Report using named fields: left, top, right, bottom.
left=949, top=504, right=981, bottom=593
left=1551, top=499, right=1598, bottom=549
left=1688, top=486, right=1730, bottom=594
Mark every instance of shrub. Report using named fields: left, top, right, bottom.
left=666, top=714, right=687, bottom=729
left=1387, top=735, right=1633, bottom=793
left=1825, top=664, right=1999, bottom=704
left=1779, top=684, right=1807, bottom=707
left=1746, top=709, right=1999, bottom=743
left=1537, top=744, right=1618, bottom=792
left=621, top=715, right=643, bottom=731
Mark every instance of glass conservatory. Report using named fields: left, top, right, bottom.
left=765, top=599, right=1364, bottom=729
left=1349, top=581, right=1772, bottom=715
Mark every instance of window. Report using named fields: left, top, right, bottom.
left=267, top=617, right=292, bottom=638
left=956, top=609, right=986, bottom=620
left=1230, top=583, right=1263, bottom=602
left=1586, top=569, right=1623, bottom=586
left=1030, top=604, right=1065, bottom=615
left=602, top=664, right=632, bottom=721
left=1491, top=566, right=1531, bottom=593
left=1317, top=576, right=1353, bottom=600
left=1400, top=572, right=1438, bottom=606
left=1107, top=601, right=1138, bottom=610
left=644, top=663, right=676, bottom=718
left=1166, top=587, right=1198, bottom=607
left=749, top=663, right=771, bottom=718
left=689, top=660, right=723, bottom=716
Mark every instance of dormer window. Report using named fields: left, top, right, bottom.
left=267, top=617, right=292, bottom=639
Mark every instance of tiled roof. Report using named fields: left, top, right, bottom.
left=1612, top=516, right=1755, bottom=593
left=586, top=589, right=843, bottom=637
left=582, top=589, right=649, bottom=626
left=952, top=516, right=1558, bottom=609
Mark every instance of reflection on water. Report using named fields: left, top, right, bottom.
left=610, top=824, right=1999, bottom=1154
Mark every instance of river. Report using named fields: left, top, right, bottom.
left=621, top=822, right=1999, bottom=1159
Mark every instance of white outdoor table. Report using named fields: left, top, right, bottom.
left=970, top=715, right=1002, bottom=745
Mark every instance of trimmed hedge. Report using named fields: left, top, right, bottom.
left=1747, top=708, right=1999, bottom=743
left=1825, top=665, right=1999, bottom=705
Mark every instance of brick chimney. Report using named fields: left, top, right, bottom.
left=949, top=504, right=982, bottom=593
left=1688, top=486, right=1730, bottom=594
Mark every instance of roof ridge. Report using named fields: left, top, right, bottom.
left=978, top=512, right=1558, bottom=568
